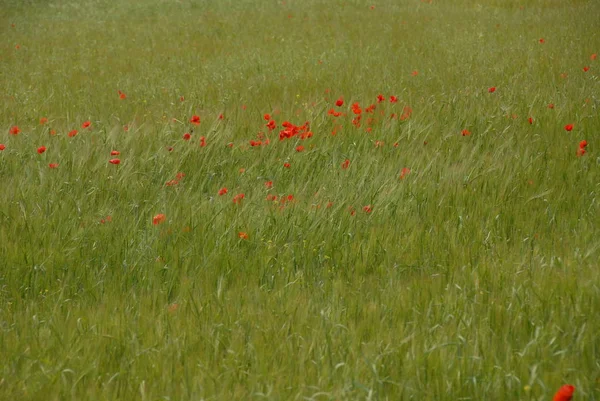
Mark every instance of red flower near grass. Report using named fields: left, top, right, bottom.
left=363, top=205, right=372, bottom=213
left=390, top=95, right=398, bottom=103
left=264, top=113, right=271, bottom=121
left=283, top=162, right=291, bottom=168
left=265, top=181, right=273, bottom=189
left=335, top=97, right=344, bottom=107
left=296, top=145, right=305, bottom=152
left=68, top=129, right=78, bottom=137
left=48, top=163, right=59, bottom=169
left=9, top=126, right=20, bottom=135
left=190, top=115, right=201, bottom=125
left=153, top=214, right=166, bottom=225
left=111, top=150, right=120, bottom=156
left=37, top=146, right=46, bottom=154
left=238, top=232, right=249, bottom=240
left=528, top=117, right=534, bottom=124
left=82, top=121, right=91, bottom=129
left=0, top=144, right=6, bottom=151
left=553, top=385, right=575, bottom=401
left=109, top=158, right=121, bottom=165
left=233, top=193, right=245, bottom=204
left=341, top=159, right=350, bottom=169
left=118, top=90, right=127, bottom=99
left=488, top=87, right=496, bottom=93
left=461, top=129, right=471, bottom=136
left=183, top=133, right=191, bottom=140
left=400, top=167, right=410, bottom=179
left=565, top=124, right=573, bottom=132
left=218, top=187, right=228, bottom=196
left=577, top=140, right=588, bottom=156
left=40, top=117, right=48, bottom=125
left=548, top=103, right=555, bottom=109
left=583, top=66, right=590, bottom=72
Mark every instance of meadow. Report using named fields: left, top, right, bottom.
left=1, top=0, right=599, bottom=399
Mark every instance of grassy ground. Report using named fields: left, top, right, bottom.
left=1, top=0, right=599, bottom=399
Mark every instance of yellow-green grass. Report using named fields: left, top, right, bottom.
left=1, top=0, right=599, bottom=399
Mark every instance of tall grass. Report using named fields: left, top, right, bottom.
left=1, top=0, right=599, bottom=399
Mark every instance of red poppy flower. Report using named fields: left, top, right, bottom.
left=82, top=121, right=91, bottom=129
left=565, top=124, right=574, bottom=131
left=109, top=158, right=121, bottom=165
left=400, top=167, right=410, bottom=179
left=37, top=146, right=46, bottom=154
left=0, top=144, right=5, bottom=151
left=266, top=120, right=276, bottom=131
left=219, top=113, right=224, bottom=120
left=390, top=95, right=398, bottom=103
left=335, top=97, right=344, bottom=107
left=218, top=187, right=228, bottom=196
left=238, top=232, right=249, bottom=240
left=118, top=90, right=127, bottom=99
left=265, top=181, right=273, bottom=189
left=68, top=129, right=78, bottom=137
left=233, top=193, right=245, bottom=204
left=111, top=150, right=120, bottom=156
left=553, top=385, right=575, bottom=401
left=548, top=103, right=555, bottom=109
left=341, top=159, right=350, bottom=169
left=165, top=180, right=179, bottom=186
left=153, top=214, right=166, bottom=225
left=180, top=96, right=185, bottom=102
left=579, top=140, right=588, bottom=149
left=123, top=125, right=129, bottom=132
left=461, top=129, right=471, bottom=136
left=239, top=168, right=245, bottom=174
left=283, top=162, right=291, bottom=168
left=363, top=205, right=372, bottom=213
left=488, top=87, right=496, bottom=93
left=583, top=66, right=590, bottom=72
left=9, top=126, right=20, bottom=135
left=264, top=113, right=271, bottom=121
left=176, top=172, right=185, bottom=180
left=577, top=148, right=586, bottom=156
left=190, top=115, right=201, bottom=125
left=591, top=53, right=598, bottom=60
left=296, top=145, right=305, bottom=152
left=528, top=117, right=534, bottom=124
left=50, top=129, right=56, bottom=135
left=183, top=133, right=191, bottom=140
left=377, top=94, right=385, bottom=103
left=411, top=70, right=419, bottom=76
left=200, top=136, right=206, bottom=147
left=539, top=38, right=545, bottom=43
left=48, top=163, right=59, bottom=169
left=40, top=117, right=48, bottom=125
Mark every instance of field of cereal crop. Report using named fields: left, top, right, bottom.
left=1, top=0, right=599, bottom=400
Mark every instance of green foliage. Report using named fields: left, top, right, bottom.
left=1, top=0, right=599, bottom=399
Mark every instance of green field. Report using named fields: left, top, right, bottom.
left=1, top=0, right=599, bottom=399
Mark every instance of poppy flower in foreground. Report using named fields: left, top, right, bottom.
left=238, top=232, right=249, bottom=240
left=111, top=150, right=120, bottom=156
left=296, top=145, right=304, bottom=152
left=190, top=115, right=201, bottom=125
left=37, top=146, right=46, bottom=154
left=264, top=113, right=271, bottom=121
left=233, top=193, right=245, bottom=204
left=183, top=133, right=191, bottom=141
left=82, top=121, right=91, bottom=129
left=390, top=95, right=398, bottom=103
left=335, top=97, right=344, bottom=107
left=528, top=117, right=534, bottom=124
left=218, top=187, right=228, bottom=196
left=68, top=129, right=78, bottom=137
left=565, top=124, right=574, bottom=132
left=488, top=86, right=496, bottom=93
left=461, top=129, right=471, bottom=136
left=0, top=144, right=6, bottom=151
left=109, top=158, right=121, bottom=165
left=9, top=126, right=20, bottom=135
left=553, top=384, right=575, bottom=401
left=153, top=214, right=166, bottom=225
left=283, top=162, right=291, bottom=168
